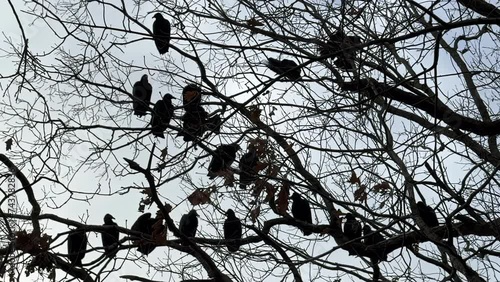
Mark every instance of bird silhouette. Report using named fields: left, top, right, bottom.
left=416, top=201, right=439, bottom=227
left=178, top=106, right=208, bottom=142
left=67, top=228, right=88, bottom=266
left=150, top=94, right=175, bottom=138
left=266, top=58, right=301, bottom=80
left=224, top=209, right=242, bottom=252
left=182, top=84, right=202, bottom=111
left=318, top=30, right=362, bottom=71
left=179, top=210, right=199, bottom=245
left=239, top=147, right=258, bottom=189
left=344, top=213, right=362, bottom=242
left=152, top=13, right=171, bottom=54
left=132, top=74, right=152, bottom=117
left=131, top=213, right=162, bottom=255
left=291, top=193, right=313, bottom=236
left=363, top=225, right=387, bottom=261
left=207, top=143, right=240, bottom=179
left=205, top=114, right=222, bottom=135
left=101, top=214, right=119, bottom=258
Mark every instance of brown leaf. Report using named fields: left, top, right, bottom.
left=262, top=181, right=276, bottom=202
left=354, top=184, right=368, bottom=202
left=188, top=188, right=212, bottom=205
left=222, top=170, right=235, bottom=187
left=141, top=188, right=152, bottom=197
left=160, top=147, right=168, bottom=161
left=255, top=162, right=268, bottom=172
left=250, top=206, right=261, bottom=223
left=349, top=171, right=361, bottom=185
left=249, top=138, right=267, bottom=156
left=249, top=106, right=261, bottom=123
left=246, top=17, right=264, bottom=27
left=276, top=182, right=289, bottom=215
left=373, top=181, right=391, bottom=193
left=138, top=204, right=145, bottom=213
left=6, top=138, right=12, bottom=151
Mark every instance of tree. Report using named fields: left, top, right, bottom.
left=0, top=0, right=499, bottom=281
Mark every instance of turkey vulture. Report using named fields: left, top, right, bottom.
left=101, top=214, right=119, bottom=258
left=291, top=193, right=313, bottom=236
left=131, top=213, right=162, bottom=255
left=266, top=58, right=301, bottom=80
left=207, top=143, right=240, bottom=179
left=363, top=225, right=387, bottom=261
left=205, top=114, right=222, bottom=135
left=150, top=94, right=175, bottom=138
left=178, top=106, right=208, bottom=142
left=152, top=13, right=171, bottom=54
left=344, top=213, right=362, bottom=241
left=179, top=210, right=199, bottom=245
left=182, top=84, right=202, bottom=111
left=416, top=201, right=439, bottom=227
left=238, top=147, right=258, bottom=189
left=132, top=74, right=152, bottom=117
left=318, top=31, right=362, bottom=71
left=224, top=209, right=242, bottom=252
left=67, top=228, right=88, bottom=266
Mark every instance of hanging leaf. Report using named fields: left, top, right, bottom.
left=246, top=17, right=264, bottom=27
left=249, top=106, right=261, bottom=123
left=222, top=170, right=235, bottom=187
left=276, top=182, right=289, bottom=215
left=255, top=162, right=268, bottom=171
left=354, top=184, right=368, bottom=202
left=373, top=181, right=391, bottom=193
left=160, top=147, right=168, bottom=161
left=6, top=138, right=12, bottom=151
left=250, top=206, right=261, bottom=223
left=188, top=188, right=212, bottom=205
left=349, top=171, right=361, bottom=185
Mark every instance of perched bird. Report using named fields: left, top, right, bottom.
left=178, top=106, right=208, bottom=142
left=363, top=225, right=387, bottom=262
left=238, top=147, right=259, bottom=189
left=101, top=214, right=119, bottom=258
left=291, top=193, right=313, bottom=236
left=131, top=213, right=162, bottom=255
left=179, top=210, right=199, bottom=245
left=318, top=31, right=362, bottom=71
left=455, top=214, right=476, bottom=226
left=416, top=201, right=439, bottom=227
left=224, top=209, right=242, bottom=252
left=207, top=143, right=241, bottom=179
left=152, top=13, right=171, bottom=54
left=67, top=228, right=88, bottom=266
left=266, top=58, right=301, bottom=80
left=182, top=84, right=202, bottom=111
left=150, top=94, right=175, bottom=138
left=344, top=213, right=362, bottom=242
left=205, top=114, right=222, bottom=135
left=132, top=74, right=152, bottom=117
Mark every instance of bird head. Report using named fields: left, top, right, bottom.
left=362, top=225, right=372, bottom=234
left=345, top=213, right=355, bottom=221
left=230, top=143, right=241, bottom=151
left=416, top=201, right=426, bottom=209
left=225, top=209, right=235, bottom=217
left=153, top=13, right=164, bottom=20
left=291, top=192, right=301, bottom=201
left=140, top=74, right=148, bottom=83
left=189, top=210, right=199, bottom=217
left=104, top=213, right=115, bottom=223
left=163, top=93, right=175, bottom=101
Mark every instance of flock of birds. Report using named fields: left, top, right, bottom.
left=67, top=12, right=443, bottom=269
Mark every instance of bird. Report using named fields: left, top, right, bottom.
left=178, top=106, right=208, bottom=142
left=416, top=201, right=439, bottom=227
left=343, top=213, right=362, bottom=242
left=363, top=225, right=387, bottom=262
left=266, top=58, right=301, bottom=80
left=224, top=209, right=242, bottom=252
left=131, top=213, right=162, bottom=255
left=207, top=143, right=240, bottom=179
left=67, top=228, right=88, bottom=266
left=318, top=31, right=362, bottom=71
left=150, top=94, right=175, bottom=138
left=182, top=84, right=202, bottom=111
left=101, top=214, right=119, bottom=258
left=455, top=214, right=476, bottom=226
left=238, top=147, right=259, bottom=189
left=205, top=114, right=222, bottom=135
left=179, top=210, right=199, bottom=245
left=132, top=74, right=152, bottom=117
left=291, top=193, right=313, bottom=236
left=152, top=13, right=171, bottom=54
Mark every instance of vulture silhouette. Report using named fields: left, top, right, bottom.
left=132, top=74, right=152, bottom=117
left=152, top=13, right=171, bottom=54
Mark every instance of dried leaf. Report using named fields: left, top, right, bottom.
left=249, top=106, right=261, bottom=123
left=354, top=184, right=368, bottom=202
left=269, top=106, right=277, bottom=117
left=373, top=181, right=391, bottom=193
left=255, top=162, right=268, bottom=172
left=141, top=188, right=152, bottom=197
left=188, top=188, right=212, bottom=205
left=138, top=204, right=145, bottom=213
left=160, top=147, right=168, bottom=161
left=349, top=171, right=361, bottom=185
left=246, top=17, right=264, bottom=27
left=6, top=138, right=12, bottom=151
left=262, top=181, right=276, bottom=202
left=250, top=206, right=261, bottom=223
left=222, top=170, right=235, bottom=187
left=276, top=182, right=289, bottom=215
